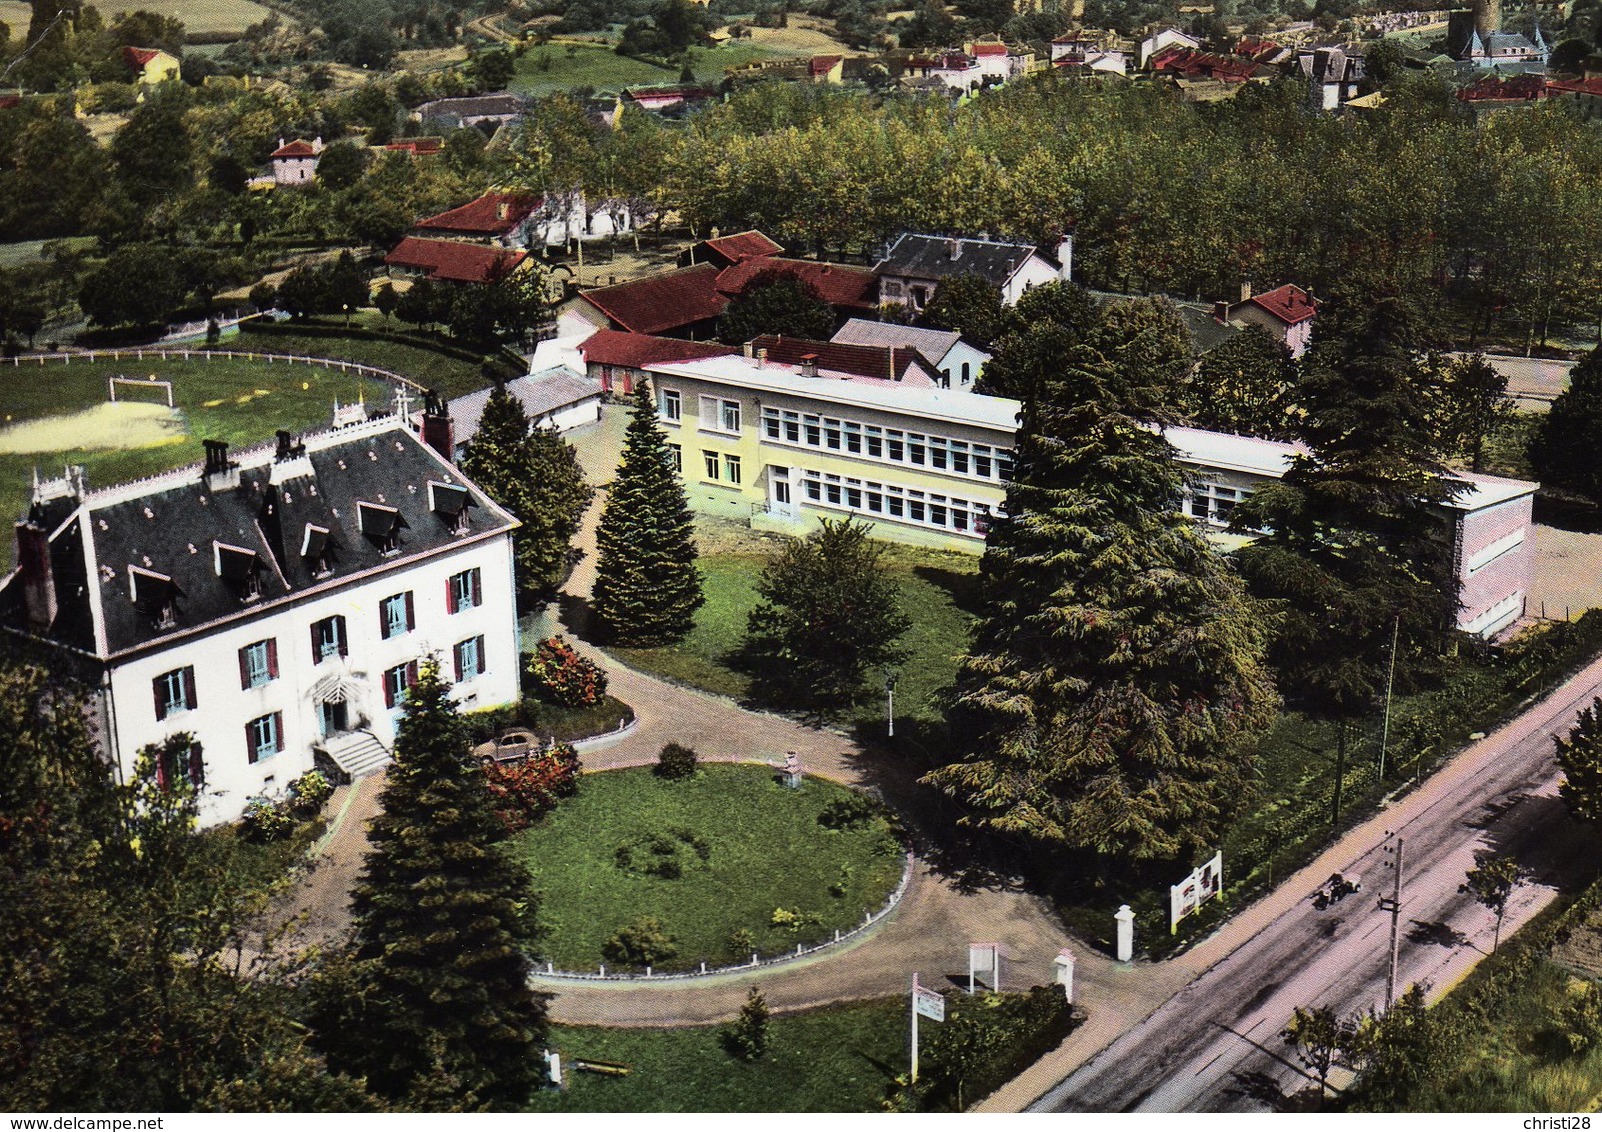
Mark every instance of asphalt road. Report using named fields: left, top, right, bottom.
left=1030, top=665, right=1602, bottom=1113
left=1473, top=355, right=1576, bottom=409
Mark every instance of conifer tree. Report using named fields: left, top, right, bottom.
left=1556, top=696, right=1602, bottom=825
left=459, top=386, right=592, bottom=601
left=321, top=660, right=547, bottom=1109
left=1232, top=297, right=1458, bottom=818
left=924, top=340, right=1279, bottom=861
left=592, top=381, right=704, bottom=645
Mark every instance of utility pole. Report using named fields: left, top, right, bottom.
left=1378, top=614, right=1401, bottom=782
left=1378, top=833, right=1405, bottom=1007
left=883, top=666, right=897, bottom=739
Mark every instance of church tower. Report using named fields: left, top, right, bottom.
left=1472, top=0, right=1500, bottom=44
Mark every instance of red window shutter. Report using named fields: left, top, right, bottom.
left=188, top=743, right=204, bottom=786
left=453, top=641, right=463, bottom=682
left=239, top=647, right=250, bottom=690
left=155, top=750, right=169, bottom=793
left=476, top=635, right=486, bottom=673
left=471, top=568, right=482, bottom=607
left=336, top=615, right=348, bottom=657
left=405, top=591, right=416, bottom=632
left=310, top=622, right=320, bottom=664
left=246, top=722, right=258, bottom=764
left=154, top=676, right=167, bottom=722
left=406, top=660, right=418, bottom=688
left=183, top=667, right=196, bottom=711
left=446, top=575, right=457, bottom=615
left=379, top=602, right=390, bottom=640
left=383, top=673, right=395, bottom=709
left=272, top=711, right=284, bottom=753
left=267, top=638, right=279, bottom=679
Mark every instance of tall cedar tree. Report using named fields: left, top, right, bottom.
left=1556, top=696, right=1602, bottom=824
left=1183, top=324, right=1298, bottom=439
left=0, top=659, right=375, bottom=1110
left=459, top=386, right=593, bottom=601
left=1232, top=297, right=1459, bottom=802
left=744, top=516, right=912, bottom=709
left=592, top=381, right=704, bottom=644
left=1529, top=346, right=1602, bottom=502
left=923, top=338, right=1279, bottom=861
left=324, top=660, right=547, bottom=1109
left=974, top=281, right=1101, bottom=401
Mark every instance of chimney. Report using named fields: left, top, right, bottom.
left=756, top=348, right=768, bottom=369
left=1240, top=280, right=1253, bottom=303
left=15, top=521, right=57, bottom=633
left=947, top=238, right=962, bottom=260
left=497, top=201, right=509, bottom=221
left=800, top=353, right=819, bottom=378
left=313, top=136, right=323, bottom=152
left=277, top=136, right=285, bottom=151
left=421, top=389, right=455, bottom=462
left=275, top=430, right=294, bottom=461
left=743, top=341, right=755, bottom=359
left=1056, top=232, right=1074, bottom=281
left=203, top=439, right=240, bottom=492
left=1213, top=299, right=1229, bottom=323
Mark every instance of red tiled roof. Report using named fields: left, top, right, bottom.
left=578, top=329, right=738, bottom=370
left=123, top=46, right=162, bottom=69
left=580, top=264, right=727, bottom=335
left=809, top=55, right=842, bottom=75
left=385, top=237, right=528, bottom=284
left=415, top=191, right=542, bottom=237
left=714, top=258, right=878, bottom=310
left=1457, top=74, right=1548, bottom=102
left=1549, top=77, right=1602, bottom=97
left=972, top=42, right=1008, bottom=56
left=702, top=230, right=783, bottom=263
left=271, top=139, right=319, bottom=159
left=1150, top=45, right=1259, bottom=81
left=749, top=335, right=934, bottom=385
left=386, top=136, right=444, bottom=155
left=1247, top=284, right=1316, bottom=326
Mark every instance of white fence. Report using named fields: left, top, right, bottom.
left=5, top=347, right=429, bottom=395
left=531, top=850, right=917, bottom=984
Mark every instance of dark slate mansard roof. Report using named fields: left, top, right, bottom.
left=873, top=233, right=1048, bottom=288
left=2, top=418, right=517, bottom=660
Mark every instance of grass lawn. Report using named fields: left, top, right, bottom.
left=608, top=539, right=980, bottom=731
left=0, top=351, right=402, bottom=571
left=530, top=999, right=906, bottom=1112
left=507, top=764, right=903, bottom=972
left=235, top=319, right=495, bottom=398
left=511, top=40, right=807, bottom=96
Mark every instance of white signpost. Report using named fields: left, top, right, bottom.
left=1169, top=851, right=1224, bottom=934
left=968, top=942, right=1001, bottom=994
left=1053, top=948, right=1076, bottom=1004
left=910, top=973, right=945, bottom=1082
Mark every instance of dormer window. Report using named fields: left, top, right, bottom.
left=214, top=541, right=262, bottom=604
left=427, top=481, right=475, bottom=536
left=301, top=523, right=335, bottom=579
left=357, top=501, right=407, bottom=556
left=128, top=565, right=181, bottom=629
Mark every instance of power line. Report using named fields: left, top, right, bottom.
left=1, top=8, right=74, bottom=86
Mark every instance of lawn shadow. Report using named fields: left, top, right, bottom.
left=911, top=565, right=987, bottom=617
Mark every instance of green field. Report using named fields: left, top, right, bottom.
left=532, top=1000, right=906, bottom=1112
left=511, top=41, right=801, bottom=96
left=608, top=541, right=979, bottom=731
left=507, top=765, right=903, bottom=972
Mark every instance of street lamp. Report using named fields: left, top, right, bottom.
left=342, top=303, right=350, bottom=330
left=882, top=665, right=898, bottom=738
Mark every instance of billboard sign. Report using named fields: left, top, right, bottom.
left=913, top=986, right=946, bottom=1022
left=1170, top=851, right=1223, bottom=933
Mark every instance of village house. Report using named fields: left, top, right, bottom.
left=1300, top=45, right=1366, bottom=111
left=385, top=136, right=445, bottom=157
left=426, top=366, right=604, bottom=454
left=627, top=350, right=1536, bottom=637
left=677, top=229, right=785, bottom=270
left=1215, top=283, right=1317, bottom=357
left=1049, top=32, right=1130, bottom=75
left=874, top=232, right=1072, bottom=312
left=578, top=329, right=739, bottom=395
left=830, top=318, right=991, bottom=389
left=0, top=403, right=521, bottom=827
left=901, top=52, right=984, bottom=92
left=414, top=93, right=526, bottom=132
left=412, top=190, right=631, bottom=249
left=620, top=84, right=718, bottom=117
left=269, top=137, right=324, bottom=186
left=122, top=46, right=180, bottom=84
left=382, top=238, right=530, bottom=285
left=1138, top=27, right=1203, bottom=68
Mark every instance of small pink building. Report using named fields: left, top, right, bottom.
left=1218, top=283, right=1317, bottom=358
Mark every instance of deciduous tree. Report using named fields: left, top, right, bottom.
left=1557, top=696, right=1602, bottom=824
left=1460, top=850, right=1524, bottom=953
left=919, top=273, right=1003, bottom=350
left=718, top=270, right=836, bottom=344
left=1530, top=346, right=1602, bottom=502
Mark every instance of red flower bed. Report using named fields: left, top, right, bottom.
left=484, top=742, right=582, bottom=833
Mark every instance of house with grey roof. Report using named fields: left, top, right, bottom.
left=0, top=398, right=522, bottom=827
left=428, top=366, right=604, bottom=458
left=874, top=232, right=1073, bottom=312
left=830, top=318, right=992, bottom=390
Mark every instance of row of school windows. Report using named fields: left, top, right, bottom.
left=796, top=469, right=994, bottom=538
left=655, top=388, right=1014, bottom=486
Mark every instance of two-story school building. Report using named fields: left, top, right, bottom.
left=0, top=405, right=522, bottom=827
left=639, top=350, right=1538, bottom=639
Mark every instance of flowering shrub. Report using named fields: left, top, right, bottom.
left=241, top=796, right=295, bottom=842
left=483, top=741, right=582, bottom=833
left=527, top=636, right=609, bottom=707
left=288, top=769, right=334, bottom=817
